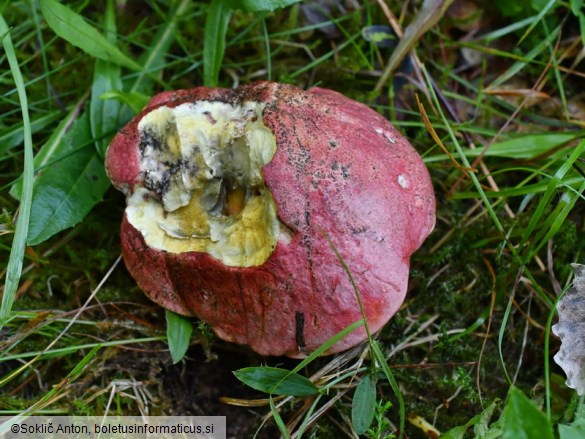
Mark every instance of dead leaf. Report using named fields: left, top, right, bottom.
left=552, top=264, right=585, bottom=396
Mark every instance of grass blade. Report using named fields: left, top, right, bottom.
left=269, top=395, right=290, bottom=439
left=423, top=133, right=581, bottom=164
left=99, top=90, right=150, bottom=114
left=0, top=14, right=35, bottom=327
left=9, top=100, right=85, bottom=200
left=487, top=23, right=560, bottom=89
left=371, top=341, right=405, bottom=437
left=130, top=0, right=190, bottom=94
left=517, top=0, right=557, bottom=44
left=203, top=0, right=233, bottom=87
left=519, top=140, right=585, bottom=260
left=40, top=0, right=141, bottom=72
left=0, top=112, right=60, bottom=155
left=528, top=181, right=585, bottom=260
left=90, top=0, right=125, bottom=158
left=234, top=367, right=319, bottom=396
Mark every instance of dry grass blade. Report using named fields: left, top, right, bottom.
left=484, top=88, right=551, bottom=99
left=408, top=414, right=441, bottom=437
left=374, top=0, right=455, bottom=91
left=416, top=94, right=477, bottom=175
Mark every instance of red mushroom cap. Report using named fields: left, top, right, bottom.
left=106, top=82, right=435, bottom=357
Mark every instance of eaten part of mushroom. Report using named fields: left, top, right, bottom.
left=106, top=81, right=436, bottom=358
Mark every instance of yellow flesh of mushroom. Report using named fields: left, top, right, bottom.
left=125, top=101, right=280, bottom=267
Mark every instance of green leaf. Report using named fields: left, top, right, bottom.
left=559, top=403, right=585, bottom=439
left=442, top=400, right=499, bottom=439
left=0, top=12, right=35, bottom=326
left=90, top=0, right=125, bottom=158
left=270, top=395, right=291, bottom=439
left=100, top=90, right=150, bottom=114
left=361, top=25, right=396, bottom=48
left=488, top=23, right=560, bottom=89
left=26, top=112, right=111, bottom=245
left=11, top=0, right=188, bottom=245
left=371, top=341, right=405, bottom=436
left=0, top=112, right=60, bottom=155
left=203, top=0, right=233, bottom=87
left=165, top=311, right=193, bottom=364
left=503, top=387, right=554, bottom=439
left=519, top=139, right=585, bottom=259
left=10, top=103, right=85, bottom=200
left=528, top=0, right=561, bottom=15
left=352, top=374, right=377, bottom=434
left=474, top=133, right=580, bottom=159
left=571, top=0, right=583, bottom=15
left=473, top=400, right=500, bottom=438
left=423, top=132, right=582, bottom=164
left=580, top=13, right=585, bottom=47
left=130, top=0, right=190, bottom=94
left=40, top=0, right=141, bottom=72
left=224, top=0, right=301, bottom=12
left=493, top=0, right=525, bottom=17
left=518, top=0, right=558, bottom=45
left=234, top=367, right=319, bottom=396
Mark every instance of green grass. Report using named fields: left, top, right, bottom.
left=1, top=1, right=584, bottom=437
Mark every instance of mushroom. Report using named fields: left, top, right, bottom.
left=105, top=82, right=435, bottom=357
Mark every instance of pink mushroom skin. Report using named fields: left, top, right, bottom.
left=106, top=82, right=435, bottom=357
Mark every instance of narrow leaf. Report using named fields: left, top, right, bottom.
left=204, top=0, right=233, bottom=87
left=269, top=395, right=291, bottom=439
left=361, top=25, right=396, bottom=48
left=40, top=0, right=141, bottom=71
left=527, top=181, right=585, bottom=261
left=130, top=0, right=190, bottom=93
left=374, top=0, right=455, bottom=91
left=517, top=0, right=557, bottom=45
left=519, top=139, right=585, bottom=257
left=372, top=341, right=406, bottom=437
left=352, top=374, right=377, bottom=434
left=423, top=133, right=581, bottom=164
left=166, top=311, right=193, bottom=364
left=26, top=112, right=110, bottom=245
left=224, top=0, right=301, bottom=12
left=100, top=90, right=150, bottom=114
left=90, top=0, right=125, bottom=158
left=571, top=0, right=583, bottom=16
left=488, top=23, right=560, bottom=89
left=234, top=367, right=319, bottom=396
left=10, top=102, right=84, bottom=200
left=0, top=112, right=60, bottom=155
left=0, top=13, right=35, bottom=326
left=503, top=387, right=554, bottom=439
left=580, top=13, right=585, bottom=48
